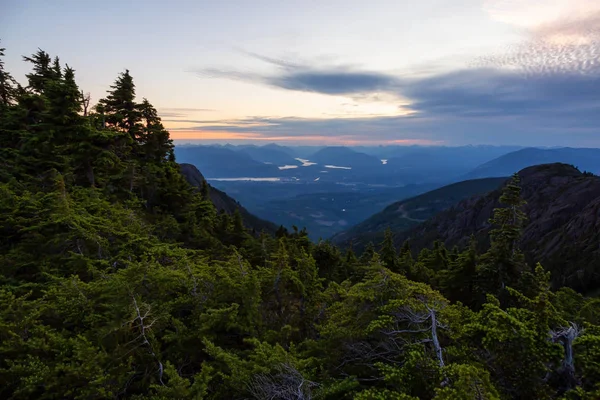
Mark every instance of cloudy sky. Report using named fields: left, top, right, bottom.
left=2, top=0, right=600, bottom=146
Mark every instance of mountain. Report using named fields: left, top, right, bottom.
left=309, top=146, right=382, bottom=168
left=174, top=145, right=280, bottom=178
left=384, top=146, right=522, bottom=183
left=393, top=163, right=600, bottom=293
left=389, top=145, right=520, bottom=170
left=465, top=147, right=600, bottom=179
left=261, top=143, right=298, bottom=156
left=179, top=163, right=278, bottom=233
left=237, top=145, right=298, bottom=165
left=332, top=177, right=507, bottom=248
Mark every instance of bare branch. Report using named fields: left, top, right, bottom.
left=248, top=363, right=317, bottom=400
left=129, top=295, right=165, bottom=386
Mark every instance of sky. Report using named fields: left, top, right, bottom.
left=2, top=0, right=600, bottom=146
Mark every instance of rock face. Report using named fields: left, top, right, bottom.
left=179, top=163, right=278, bottom=234
left=397, top=163, right=600, bottom=293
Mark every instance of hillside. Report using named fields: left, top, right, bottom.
left=179, top=163, right=278, bottom=233
left=396, top=163, right=600, bottom=293
left=465, top=147, right=600, bottom=179
left=332, top=177, right=507, bottom=248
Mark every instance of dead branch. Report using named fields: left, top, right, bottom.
left=129, top=295, right=164, bottom=386
left=248, top=363, right=317, bottom=400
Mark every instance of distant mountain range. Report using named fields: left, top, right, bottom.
left=236, top=145, right=298, bottom=165
left=309, top=146, right=383, bottom=168
left=175, top=146, right=281, bottom=178
left=464, top=147, right=600, bottom=179
left=173, top=143, right=527, bottom=184
left=385, top=146, right=522, bottom=181
left=179, top=163, right=278, bottom=233
left=331, top=177, right=507, bottom=248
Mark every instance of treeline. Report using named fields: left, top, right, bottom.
left=1, top=43, right=599, bottom=399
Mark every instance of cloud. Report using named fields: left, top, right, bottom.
left=168, top=111, right=600, bottom=146
left=159, top=107, right=216, bottom=112
left=158, top=108, right=216, bottom=119
left=483, top=0, right=600, bottom=29
left=270, top=70, right=399, bottom=95
left=475, top=11, right=600, bottom=76
left=399, top=69, right=600, bottom=120
left=186, top=11, right=600, bottom=146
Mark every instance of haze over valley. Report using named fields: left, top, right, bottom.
left=176, top=143, right=600, bottom=239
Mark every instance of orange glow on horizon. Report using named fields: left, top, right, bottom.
left=169, top=130, right=443, bottom=146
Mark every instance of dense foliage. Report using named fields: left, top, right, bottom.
left=1, top=44, right=599, bottom=399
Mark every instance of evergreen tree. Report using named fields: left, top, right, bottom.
left=98, top=69, right=141, bottom=141
left=23, top=48, right=55, bottom=93
left=380, top=228, right=400, bottom=273
left=0, top=42, right=18, bottom=106
left=477, top=173, right=529, bottom=304
left=439, top=236, right=479, bottom=307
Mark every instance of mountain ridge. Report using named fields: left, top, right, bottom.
left=394, top=163, right=600, bottom=293
left=465, top=147, right=600, bottom=179
left=332, top=177, right=508, bottom=248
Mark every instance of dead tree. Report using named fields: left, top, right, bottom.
left=384, top=299, right=449, bottom=385
left=550, top=323, right=583, bottom=390
left=127, top=295, right=164, bottom=386
left=80, top=90, right=91, bottom=116
left=248, top=363, right=317, bottom=400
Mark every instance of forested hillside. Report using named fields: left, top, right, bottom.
left=179, top=163, right=278, bottom=234
left=332, top=177, right=508, bottom=249
left=387, top=164, right=600, bottom=294
left=1, top=44, right=600, bottom=399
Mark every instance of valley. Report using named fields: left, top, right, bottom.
left=176, top=143, right=600, bottom=241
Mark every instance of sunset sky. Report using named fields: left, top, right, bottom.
left=2, top=0, right=600, bottom=146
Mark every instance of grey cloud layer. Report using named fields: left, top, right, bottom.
left=187, top=14, right=600, bottom=145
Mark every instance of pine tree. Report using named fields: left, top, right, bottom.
left=359, top=242, right=376, bottom=264
left=478, top=173, right=529, bottom=304
left=138, top=98, right=174, bottom=162
left=380, top=228, right=400, bottom=273
left=313, top=240, right=343, bottom=282
left=98, top=69, right=141, bottom=142
left=0, top=42, right=18, bottom=106
left=23, top=49, right=54, bottom=93
left=440, top=236, right=479, bottom=307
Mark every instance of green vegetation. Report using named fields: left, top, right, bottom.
left=332, top=177, right=507, bottom=249
left=1, top=44, right=600, bottom=399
